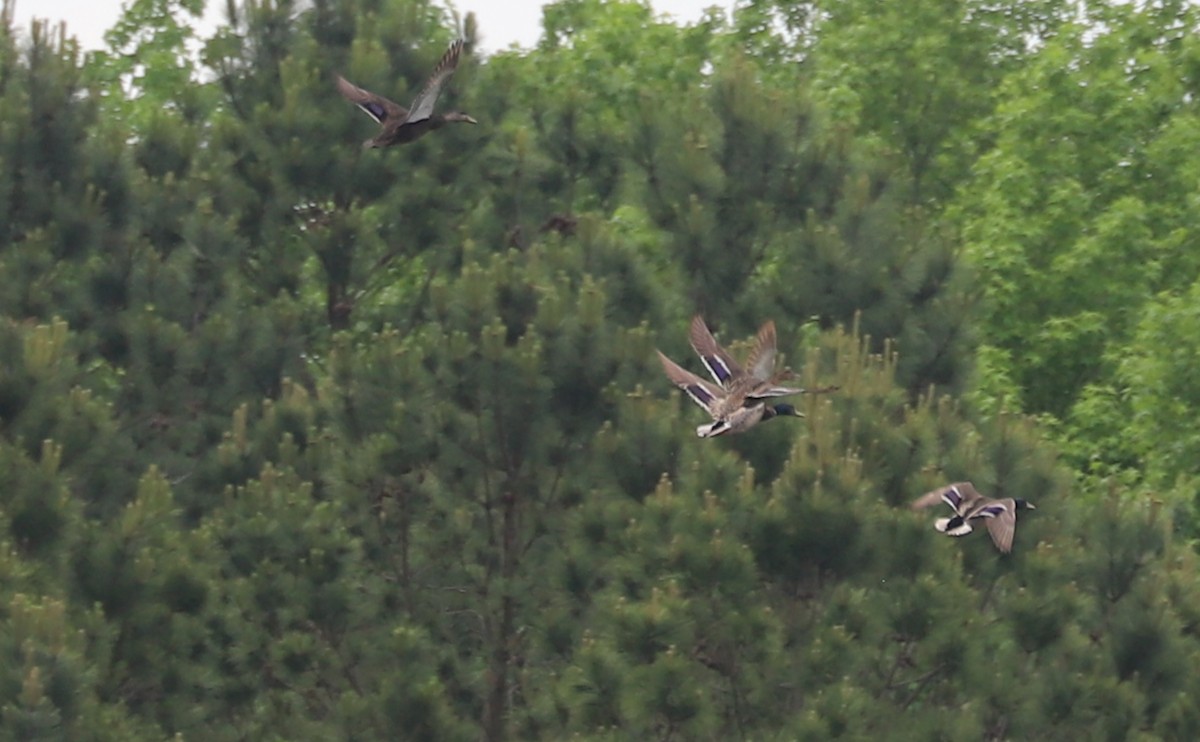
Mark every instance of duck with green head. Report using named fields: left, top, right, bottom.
left=911, top=481, right=1036, bottom=553
left=657, top=315, right=837, bottom=437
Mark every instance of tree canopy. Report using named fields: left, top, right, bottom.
left=2, top=0, right=1199, bottom=738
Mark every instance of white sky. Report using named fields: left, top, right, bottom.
left=16, top=0, right=732, bottom=55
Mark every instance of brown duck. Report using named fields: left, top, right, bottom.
left=335, top=39, right=477, bottom=148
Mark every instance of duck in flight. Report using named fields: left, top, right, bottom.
left=335, top=38, right=477, bottom=148
left=657, top=315, right=838, bottom=437
left=911, top=481, right=1036, bottom=553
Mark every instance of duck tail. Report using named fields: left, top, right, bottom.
left=935, top=517, right=972, bottom=536
left=697, top=421, right=726, bottom=438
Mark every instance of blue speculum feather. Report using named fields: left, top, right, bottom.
left=686, top=384, right=716, bottom=408
left=941, top=486, right=964, bottom=509
left=702, top=355, right=734, bottom=385
left=363, top=102, right=387, bottom=120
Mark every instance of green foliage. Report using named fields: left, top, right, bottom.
left=87, top=0, right=213, bottom=127
left=955, top=1, right=1200, bottom=481
left=1121, top=280, right=1200, bottom=487
left=3, top=0, right=1200, bottom=739
left=812, top=0, right=1065, bottom=203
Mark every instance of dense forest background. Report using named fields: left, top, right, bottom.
left=3, top=0, right=1200, bottom=738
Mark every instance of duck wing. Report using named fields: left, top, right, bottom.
left=335, top=74, right=408, bottom=125
left=742, top=382, right=805, bottom=401
left=911, top=481, right=981, bottom=513
left=657, top=349, right=724, bottom=416
left=972, top=498, right=1018, bottom=553
left=406, top=38, right=464, bottom=123
left=742, top=320, right=778, bottom=382
left=689, top=315, right=745, bottom=388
